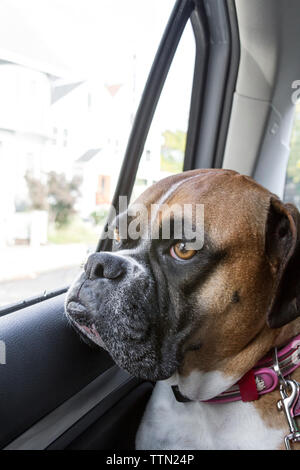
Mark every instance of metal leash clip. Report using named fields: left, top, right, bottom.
left=273, top=347, right=300, bottom=450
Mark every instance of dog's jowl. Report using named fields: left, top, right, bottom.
left=65, top=169, right=300, bottom=450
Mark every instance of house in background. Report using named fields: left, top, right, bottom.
left=73, top=148, right=114, bottom=218
left=0, top=60, right=136, bottom=245
left=0, top=63, right=53, bottom=247
left=0, top=56, right=180, bottom=247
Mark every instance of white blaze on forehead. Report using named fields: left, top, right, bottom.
left=149, top=174, right=205, bottom=249
left=108, top=173, right=204, bottom=252
left=151, top=174, right=202, bottom=223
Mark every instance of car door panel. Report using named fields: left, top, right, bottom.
left=0, top=294, right=117, bottom=448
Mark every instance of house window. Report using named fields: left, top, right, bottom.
left=88, top=93, right=92, bottom=111
left=96, top=175, right=111, bottom=205
left=63, top=130, right=68, bottom=147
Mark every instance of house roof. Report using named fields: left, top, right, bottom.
left=105, top=83, right=122, bottom=97
left=51, top=80, right=85, bottom=104
left=76, top=148, right=101, bottom=163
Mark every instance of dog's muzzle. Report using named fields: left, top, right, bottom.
left=65, top=251, right=180, bottom=381
left=66, top=252, right=126, bottom=348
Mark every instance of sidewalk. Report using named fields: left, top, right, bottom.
left=0, top=243, right=92, bottom=282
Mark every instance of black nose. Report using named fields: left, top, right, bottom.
left=84, top=252, right=126, bottom=280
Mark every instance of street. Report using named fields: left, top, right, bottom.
left=0, top=265, right=81, bottom=307
left=0, top=243, right=92, bottom=307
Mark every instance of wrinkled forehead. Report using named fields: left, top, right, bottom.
left=118, top=170, right=272, bottom=249
left=167, top=172, right=271, bottom=250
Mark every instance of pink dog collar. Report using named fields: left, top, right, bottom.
left=172, top=334, right=300, bottom=417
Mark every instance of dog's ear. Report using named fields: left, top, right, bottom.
left=266, top=197, right=300, bottom=328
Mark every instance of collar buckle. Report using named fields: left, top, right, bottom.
left=274, top=347, right=300, bottom=450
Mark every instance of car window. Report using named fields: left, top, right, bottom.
left=131, top=20, right=195, bottom=202
left=284, top=101, right=300, bottom=209
left=0, top=0, right=175, bottom=308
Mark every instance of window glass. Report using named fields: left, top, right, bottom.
left=131, top=21, right=195, bottom=202
left=0, top=0, right=175, bottom=308
left=284, top=101, right=300, bottom=209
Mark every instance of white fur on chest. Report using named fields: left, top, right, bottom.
left=136, top=380, right=285, bottom=450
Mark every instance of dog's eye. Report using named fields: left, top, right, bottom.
left=114, top=227, right=121, bottom=243
left=170, top=242, right=197, bottom=260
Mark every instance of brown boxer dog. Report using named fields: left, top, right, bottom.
left=65, top=169, right=300, bottom=449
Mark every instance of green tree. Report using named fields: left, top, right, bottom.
left=162, top=129, right=186, bottom=153
left=287, top=120, right=300, bottom=183
left=160, top=129, right=186, bottom=173
left=90, top=208, right=108, bottom=226
left=25, top=171, right=82, bottom=228
left=25, top=171, right=49, bottom=211
left=284, top=103, right=300, bottom=209
left=47, top=172, right=82, bottom=227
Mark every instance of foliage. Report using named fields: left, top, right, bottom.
left=25, top=171, right=82, bottom=228
left=286, top=110, right=300, bottom=184
left=160, top=129, right=186, bottom=173
left=90, top=208, right=109, bottom=226
left=25, top=172, right=49, bottom=211
left=284, top=103, right=300, bottom=209
left=48, top=216, right=99, bottom=245
left=162, top=129, right=186, bottom=153
left=47, top=172, right=82, bottom=227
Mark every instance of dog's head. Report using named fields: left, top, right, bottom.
left=65, top=169, right=300, bottom=391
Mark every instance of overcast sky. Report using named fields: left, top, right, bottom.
left=1, top=0, right=174, bottom=79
